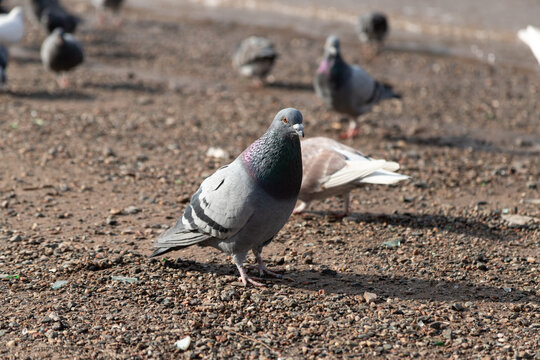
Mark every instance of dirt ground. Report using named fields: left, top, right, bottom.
left=0, top=1, right=539, bottom=359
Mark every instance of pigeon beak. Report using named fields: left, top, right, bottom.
left=325, top=46, right=337, bottom=56
left=293, top=123, right=304, bottom=137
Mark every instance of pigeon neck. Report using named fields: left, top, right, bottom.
left=242, top=130, right=302, bottom=200
left=319, top=53, right=346, bottom=75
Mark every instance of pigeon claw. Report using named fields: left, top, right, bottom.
left=339, top=128, right=360, bottom=139
left=236, top=264, right=265, bottom=287
left=258, top=265, right=283, bottom=279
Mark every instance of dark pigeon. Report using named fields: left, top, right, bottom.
left=29, top=0, right=80, bottom=33
left=40, top=28, right=84, bottom=87
left=357, top=12, right=389, bottom=45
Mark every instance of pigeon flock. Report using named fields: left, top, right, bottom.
left=1, top=2, right=536, bottom=288
left=0, top=0, right=98, bottom=88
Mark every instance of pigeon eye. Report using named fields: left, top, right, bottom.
left=283, top=117, right=288, bottom=124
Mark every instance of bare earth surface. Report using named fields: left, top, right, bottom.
left=0, top=1, right=539, bottom=359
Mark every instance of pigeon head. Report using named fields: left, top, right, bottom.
left=50, top=27, right=66, bottom=44
left=242, top=108, right=304, bottom=199
left=318, top=35, right=342, bottom=74
left=269, top=107, right=304, bottom=138
left=324, top=35, right=340, bottom=57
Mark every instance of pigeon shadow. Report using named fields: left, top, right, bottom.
left=296, top=211, right=518, bottom=243
left=94, top=49, right=150, bottom=61
left=267, top=81, right=314, bottom=92
left=387, top=134, right=540, bottom=156
left=86, top=81, right=164, bottom=94
left=161, top=259, right=538, bottom=304
left=7, top=89, right=94, bottom=101
left=384, top=43, right=452, bottom=57
left=349, top=212, right=518, bottom=242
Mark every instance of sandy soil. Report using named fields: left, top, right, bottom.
left=0, top=1, right=539, bottom=359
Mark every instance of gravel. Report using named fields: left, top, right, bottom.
left=0, top=0, right=539, bottom=358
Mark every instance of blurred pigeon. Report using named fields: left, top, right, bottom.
left=518, top=25, right=540, bottom=65
left=0, top=0, right=8, bottom=14
left=28, top=0, right=79, bottom=33
left=40, top=28, right=84, bottom=87
left=0, top=6, right=25, bottom=45
left=233, top=36, right=277, bottom=86
left=314, top=35, right=400, bottom=139
left=295, top=137, right=409, bottom=216
left=357, top=12, right=389, bottom=48
left=0, top=43, right=7, bottom=85
left=92, top=0, right=125, bottom=26
left=41, top=6, right=79, bottom=33
left=27, top=0, right=56, bottom=22
left=152, top=108, right=305, bottom=287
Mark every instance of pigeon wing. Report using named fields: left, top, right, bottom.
left=154, top=163, right=255, bottom=250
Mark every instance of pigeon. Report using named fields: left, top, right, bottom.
left=40, top=6, right=79, bottom=33
left=92, top=0, right=125, bottom=26
left=152, top=108, right=305, bottom=287
left=28, top=0, right=79, bottom=33
left=232, top=36, right=278, bottom=86
left=0, top=6, right=25, bottom=46
left=40, top=28, right=84, bottom=87
left=357, top=12, right=389, bottom=47
left=0, top=43, right=7, bottom=85
left=518, top=25, right=540, bottom=65
left=294, top=137, right=409, bottom=216
left=0, top=0, right=8, bottom=14
left=314, top=35, right=400, bottom=139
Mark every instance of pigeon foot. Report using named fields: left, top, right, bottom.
left=57, top=74, right=71, bottom=89
left=339, top=128, right=360, bottom=139
left=257, top=260, right=282, bottom=279
left=236, top=264, right=265, bottom=287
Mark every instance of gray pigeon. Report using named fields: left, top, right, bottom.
left=40, top=28, right=84, bottom=87
left=232, top=36, right=277, bottom=86
left=152, top=108, right=305, bottom=287
left=314, top=35, right=400, bottom=139
left=92, top=0, right=125, bottom=26
left=0, top=44, right=7, bottom=85
left=92, top=0, right=124, bottom=13
left=357, top=12, right=389, bottom=46
left=295, top=137, right=409, bottom=216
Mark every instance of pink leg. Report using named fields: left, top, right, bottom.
left=113, top=15, right=123, bottom=28
left=339, top=119, right=359, bottom=139
left=327, top=194, right=350, bottom=218
left=58, top=74, right=71, bottom=88
left=236, top=263, right=265, bottom=287
left=339, top=127, right=360, bottom=139
left=293, top=201, right=309, bottom=214
left=255, top=253, right=282, bottom=278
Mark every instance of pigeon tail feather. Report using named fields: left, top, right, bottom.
left=375, top=81, right=401, bottom=101
left=357, top=170, right=410, bottom=185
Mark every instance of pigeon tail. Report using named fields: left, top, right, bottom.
left=150, top=247, right=172, bottom=258
left=375, top=82, right=401, bottom=101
